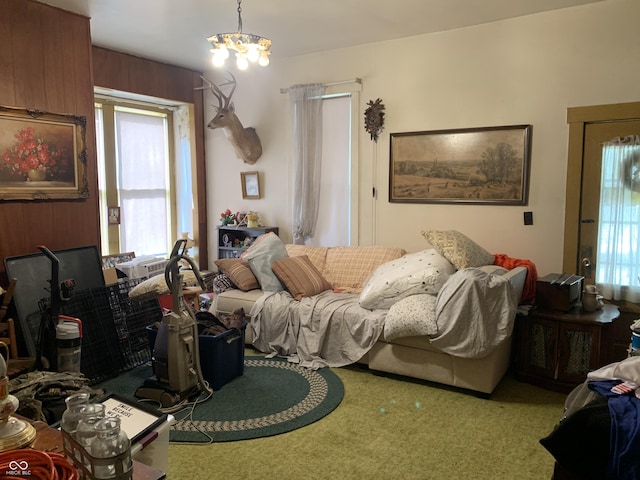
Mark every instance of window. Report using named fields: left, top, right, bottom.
left=596, top=137, right=640, bottom=302
left=96, top=97, right=189, bottom=259
left=312, top=95, right=351, bottom=246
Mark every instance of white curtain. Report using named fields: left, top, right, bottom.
left=116, top=109, right=169, bottom=257
left=596, top=135, right=640, bottom=302
left=174, top=106, right=193, bottom=233
left=289, top=84, right=326, bottom=244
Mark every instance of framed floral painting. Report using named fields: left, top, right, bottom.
left=0, top=106, right=88, bottom=200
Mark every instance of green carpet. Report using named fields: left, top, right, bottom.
left=166, top=354, right=567, bottom=480
left=97, top=356, right=344, bottom=442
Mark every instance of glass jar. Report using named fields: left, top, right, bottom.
left=60, top=392, right=90, bottom=435
left=90, top=417, right=132, bottom=479
left=75, top=403, right=106, bottom=450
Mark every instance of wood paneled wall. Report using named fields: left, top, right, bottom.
left=0, top=0, right=208, bottom=287
left=92, top=47, right=208, bottom=269
left=0, top=0, right=98, bottom=284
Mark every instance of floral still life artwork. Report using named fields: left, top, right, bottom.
left=0, top=106, right=87, bottom=200
left=1, top=126, right=72, bottom=182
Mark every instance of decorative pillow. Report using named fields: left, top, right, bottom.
left=383, top=294, right=438, bottom=341
left=359, top=249, right=455, bottom=310
left=241, top=232, right=288, bottom=291
left=214, top=258, right=260, bottom=291
left=271, top=255, right=332, bottom=301
left=421, top=230, right=494, bottom=270
left=285, top=244, right=328, bottom=274
left=128, top=269, right=198, bottom=300
left=212, top=273, right=234, bottom=294
left=324, top=246, right=407, bottom=293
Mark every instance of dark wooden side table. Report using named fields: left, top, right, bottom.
left=514, top=303, right=619, bottom=393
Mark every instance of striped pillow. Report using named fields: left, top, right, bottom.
left=214, top=258, right=260, bottom=291
left=285, top=244, right=328, bottom=274
left=271, top=255, right=332, bottom=301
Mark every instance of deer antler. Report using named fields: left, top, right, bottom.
left=199, top=75, right=224, bottom=110
left=219, top=71, right=237, bottom=105
left=199, top=71, right=236, bottom=111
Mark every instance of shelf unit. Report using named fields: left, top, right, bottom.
left=216, top=225, right=279, bottom=259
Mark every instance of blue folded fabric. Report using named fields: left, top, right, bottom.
left=588, top=380, right=640, bottom=480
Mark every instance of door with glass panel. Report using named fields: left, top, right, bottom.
left=579, top=120, right=640, bottom=303
left=565, top=103, right=640, bottom=361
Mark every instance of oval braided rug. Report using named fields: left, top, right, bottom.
left=170, top=356, right=344, bottom=442
left=98, top=355, right=345, bottom=443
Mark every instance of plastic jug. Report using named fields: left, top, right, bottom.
left=56, top=315, right=83, bottom=373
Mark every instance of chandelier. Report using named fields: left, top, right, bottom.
left=207, top=0, right=271, bottom=70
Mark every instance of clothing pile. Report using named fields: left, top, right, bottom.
left=540, top=356, right=640, bottom=480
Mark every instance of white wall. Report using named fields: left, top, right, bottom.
left=205, top=0, right=640, bottom=276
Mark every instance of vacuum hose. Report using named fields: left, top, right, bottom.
left=163, top=253, right=211, bottom=396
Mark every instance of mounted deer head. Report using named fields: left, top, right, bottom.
left=201, top=72, right=263, bottom=164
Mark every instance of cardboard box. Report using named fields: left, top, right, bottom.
left=536, top=273, right=583, bottom=311
left=102, top=267, right=118, bottom=285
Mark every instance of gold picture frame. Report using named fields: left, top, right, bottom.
left=389, top=124, right=532, bottom=205
left=241, top=171, right=261, bottom=199
left=0, top=105, right=88, bottom=200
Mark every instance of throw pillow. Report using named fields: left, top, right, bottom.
left=241, top=232, right=288, bottom=291
left=421, top=230, right=494, bottom=270
left=214, top=258, right=260, bottom=291
left=271, top=255, right=332, bottom=301
left=383, top=294, right=438, bottom=341
left=285, top=244, right=329, bottom=275
left=324, top=246, right=407, bottom=293
left=128, top=269, right=198, bottom=300
left=359, top=249, right=455, bottom=310
left=212, top=273, right=234, bottom=294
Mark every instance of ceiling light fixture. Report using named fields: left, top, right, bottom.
left=207, top=0, right=271, bottom=70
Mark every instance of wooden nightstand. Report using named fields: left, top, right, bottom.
left=514, top=304, right=619, bottom=392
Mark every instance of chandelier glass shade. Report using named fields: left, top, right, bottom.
left=208, top=0, right=271, bottom=70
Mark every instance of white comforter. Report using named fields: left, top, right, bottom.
left=250, top=268, right=517, bottom=368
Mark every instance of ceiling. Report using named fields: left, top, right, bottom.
left=40, top=0, right=604, bottom=72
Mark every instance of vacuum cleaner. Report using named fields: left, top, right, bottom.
left=135, top=240, right=212, bottom=409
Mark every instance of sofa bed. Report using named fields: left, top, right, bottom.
left=210, top=230, right=531, bottom=396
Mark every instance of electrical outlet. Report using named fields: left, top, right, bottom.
left=524, top=211, right=533, bottom=225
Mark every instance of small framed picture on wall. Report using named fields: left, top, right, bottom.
left=241, top=171, right=261, bottom=199
left=108, top=206, right=120, bottom=225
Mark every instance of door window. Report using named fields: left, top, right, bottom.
left=596, top=136, right=640, bottom=301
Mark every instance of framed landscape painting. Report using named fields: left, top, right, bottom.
left=389, top=124, right=532, bottom=205
left=0, top=106, right=88, bottom=200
